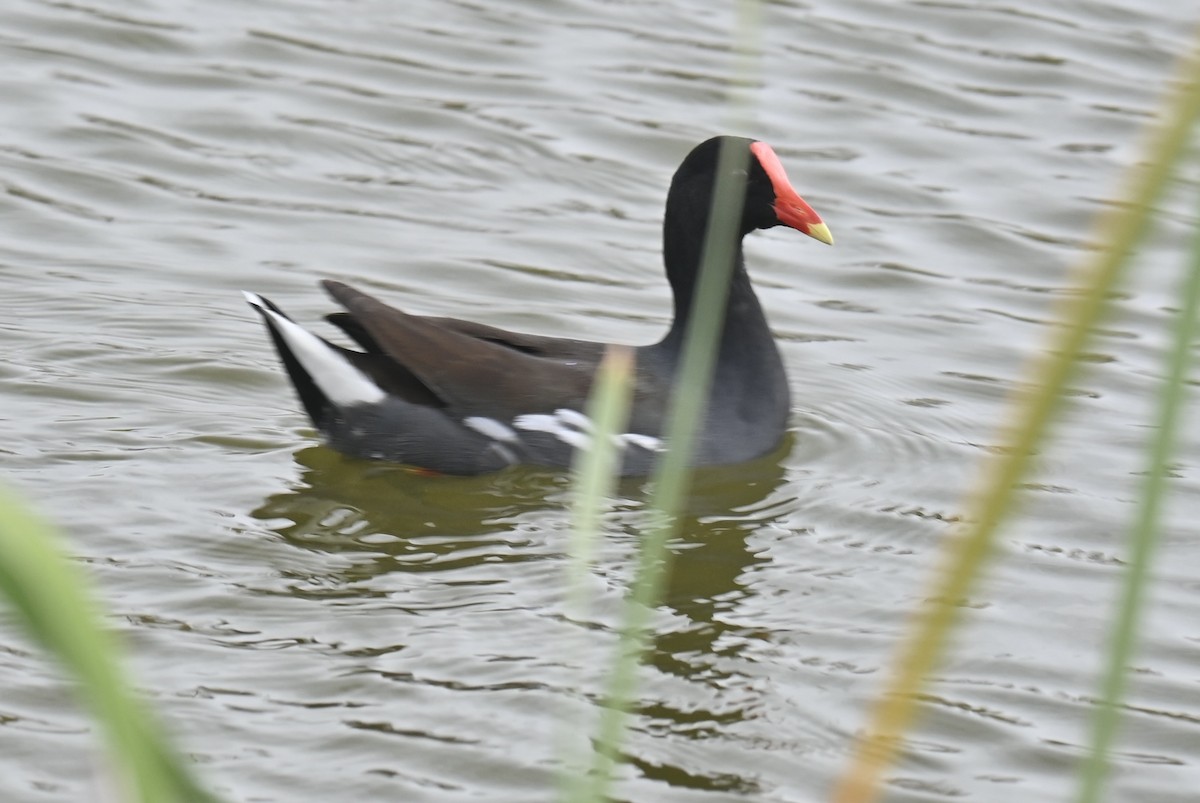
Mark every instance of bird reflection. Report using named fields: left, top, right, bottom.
left=249, top=435, right=797, bottom=795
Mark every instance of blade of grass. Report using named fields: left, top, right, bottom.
left=0, top=486, right=215, bottom=803
left=565, top=346, right=637, bottom=604
left=1075, top=174, right=1200, bottom=803
left=831, top=30, right=1200, bottom=803
left=559, top=345, right=635, bottom=802
left=576, top=135, right=752, bottom=803
left=566, top=0, right=764, bottom=796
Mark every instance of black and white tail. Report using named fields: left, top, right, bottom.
left=243, top=292, right=385, bottom=429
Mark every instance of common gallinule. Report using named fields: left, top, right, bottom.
left=245, top=136, right=832, bottom=475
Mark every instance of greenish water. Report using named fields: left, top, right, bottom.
left=2, top=1, right=1199, bottom=800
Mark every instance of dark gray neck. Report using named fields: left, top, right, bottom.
left=656, top=208, right=789, bottom=429
left=660, top=205, right=774, bottom=357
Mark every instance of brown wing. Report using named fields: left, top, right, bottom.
left=326, top=309, right=605, bottom=362
left=413, top=316, right=608, bottom=362
left=321, top=280, right=600, bottom=417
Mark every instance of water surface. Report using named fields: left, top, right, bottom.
left=2, top=1, right=1199, bottom=801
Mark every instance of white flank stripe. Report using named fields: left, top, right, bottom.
left=513, top=409, right=661, bottom=453
left=245, top=292, right=385, bottom=406
left=511, top=413, right=552, bottom=433
left=553, top=407, right=593, bottom=432
left=618, top=433, right=663, bottom=451
left=463, top=416, right=519, bottom=443
left=513, top=411, right=591, bottom=450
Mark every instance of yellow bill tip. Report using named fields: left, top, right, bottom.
left=807, top=221, right=834, bottom=246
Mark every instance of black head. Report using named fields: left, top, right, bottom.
left=670, top=135, right=833, bottom=244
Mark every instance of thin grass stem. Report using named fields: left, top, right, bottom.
left=831, top=29, right=1200, bottom=803
left=0, top=486, right=215, bottom=803
left=567, top=0, right=763, bottom=797
left=1074, top=170, right=1200, bottom=803
left=558, top=346, right=635, bottom=802
left=578, top=136, right=751, bottom=803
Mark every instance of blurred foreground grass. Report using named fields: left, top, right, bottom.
left=830, top=27, right=1200, bottom=803
left=0, top=486, right=214, bottom=803
left=2, top=12, right=1198, bottom=803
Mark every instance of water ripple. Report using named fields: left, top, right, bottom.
left=1, top=0, right=1197, bottom=801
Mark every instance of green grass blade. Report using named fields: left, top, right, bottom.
left=565, top=346, right=636, bottom=603
left=1075, top=176, right=1200, bottom=803
left=0, top=486, right=215, bottom=803
left=831, top=33, right=1200, bottom=803
left=574, top=138, right=752, bottom=803
left=565, top=0, right=766, bottom=793
left=559, top=345, right=635, bottom=802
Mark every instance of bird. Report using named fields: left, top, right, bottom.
left=244, top=135, right=832, bottom=475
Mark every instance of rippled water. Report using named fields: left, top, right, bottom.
left=3, top=0, right=1199, bottom=800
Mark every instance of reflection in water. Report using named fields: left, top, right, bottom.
left=254, top=445, right=568, bottom=557
left=254, top=439, right=791, bottom=584
left=250, top=438, right=797, bottom=793
left=636, top=446, right=792, bottom=795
